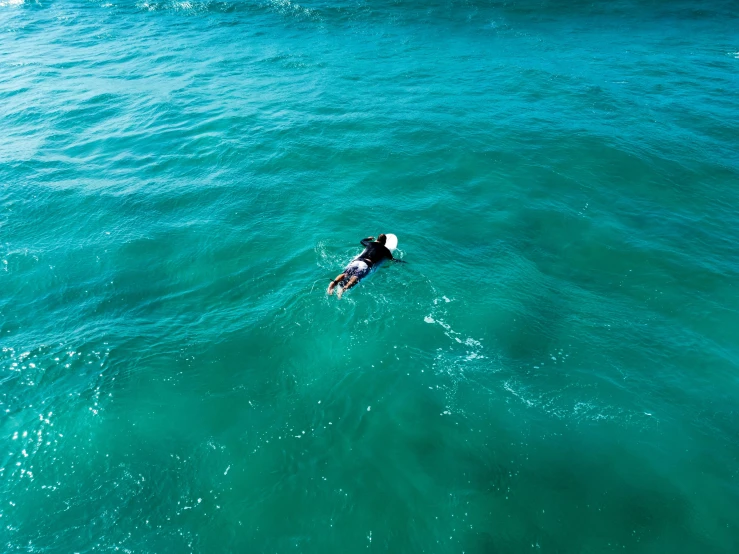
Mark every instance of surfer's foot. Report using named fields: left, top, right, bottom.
left=328, top=273, right=345, bottom=296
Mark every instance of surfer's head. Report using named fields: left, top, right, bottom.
left=378, top=234, right=387, bottom=245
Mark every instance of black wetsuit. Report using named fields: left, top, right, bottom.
left=356, top=237, right=394, bottom=267
left=342, top=238, right=394, bottom=283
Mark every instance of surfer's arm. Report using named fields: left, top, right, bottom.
left=386, top=251, right=406, bottom=264
left=360, top=237, right=375, bottom=247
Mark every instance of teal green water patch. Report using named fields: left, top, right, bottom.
left=2, top=0, right=739, bottom=551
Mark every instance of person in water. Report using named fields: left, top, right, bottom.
left=327, top=234, right=400, bottom=298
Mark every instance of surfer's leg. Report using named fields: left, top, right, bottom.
left=337, top=276, right=358, bottom=299
left=327, top=273, right=345, bottom=295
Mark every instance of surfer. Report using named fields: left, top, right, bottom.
left=327, top=234, right=400, bottom=299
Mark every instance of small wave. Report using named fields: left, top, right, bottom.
left=420, top=287, right=490, bottom=419
left=268, top=0, right=320, bottom=21
left=423, top=312, right=484, bottom=358
left=135, top=0, right=219, bottom=14
left=172, top=0, right=194, bottom=11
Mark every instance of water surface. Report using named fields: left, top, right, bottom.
left=2, top=0, right=739, bottom=551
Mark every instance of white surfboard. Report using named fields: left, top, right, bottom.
left=385, top=233, right=398, bottom=252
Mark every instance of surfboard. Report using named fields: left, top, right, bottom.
left=385, top=233, right=398, bottom=252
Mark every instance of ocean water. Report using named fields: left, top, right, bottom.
left=2, top=0, right=739, bottom=551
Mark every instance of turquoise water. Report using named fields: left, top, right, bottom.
left=2, top=0, right=739, bottom=551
